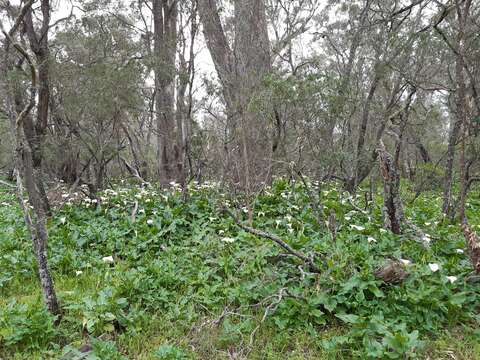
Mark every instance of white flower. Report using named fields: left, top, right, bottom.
left=221, top=237, right=235, bottom=243
left=345, top=216, right=351, bottom=221
left=456, top=249, right=464, bottom=254
left=218, top=230, right=225, bottom=235
left=102, top=256, right=114, bottom=263
left=146, top=219, right=154, bottom=225
left=379, top=228, right=387, bottom=233
left=139, top=209, right=145, bottom=214
left=425, top=222, right=431, bottom=226
left=285, top=215, right=292, bottom=222
left=399, top=259, right=411, bottom=266
left=209, top=217, right=216, bottom=221
left=367, top=236, right=377, bottom=243
left=258, top=211, right=266, bottom=217
left=350, top=225, right=365, bottom=231
left=422, top=234, right=432, bottom=244
left=145, top=199, right=151, bottom=203
left=75, top=270, right=83, bottom=276
left=60, top=217, right=66, bottom=224
left=446, top=276, right=458, bottom=284
left=428, top=263, right=439, bottom=272
left=275, top=219, right=282, bottom=227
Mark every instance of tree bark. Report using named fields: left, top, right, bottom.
left=154, top=0, right=177, bottom=185
left=1, top=14, right=60, bottom=315
left=378, top=141, right=403, bottom=234
left=198, top=0, right=272, bottom=191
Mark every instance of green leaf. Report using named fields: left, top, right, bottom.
left=335, top=313, right=361, bottom=324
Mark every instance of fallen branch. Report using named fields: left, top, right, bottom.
left=222, top=207, right=320, bottom=273
left=0, top=179, right=16, bottom=188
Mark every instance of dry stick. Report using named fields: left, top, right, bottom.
left=0, top=179, right=16, bottom=188
left=131, top=200, right=139, bottom=223
left=223, top=207, right=320, bottom=273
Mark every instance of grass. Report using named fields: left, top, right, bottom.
left=1, top=179, right=480, bottom=359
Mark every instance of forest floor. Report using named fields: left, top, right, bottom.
left=0, top=179, right=480, bottom=359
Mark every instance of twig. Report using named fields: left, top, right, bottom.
left=0, top=179, right=15, bottom=188
left=131, top=201, right=139, bottom=223
left=247, top=288, right=287, bottom=350
left=222, top=207, right=320, bottom=273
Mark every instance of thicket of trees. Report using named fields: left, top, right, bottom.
left=1, top=0, right=480, bottom=315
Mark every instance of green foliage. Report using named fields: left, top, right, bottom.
left=412, top=163, right=445, bottom=192
left=0, top=300, right=58, bottom=352
left=1, top=181, right=480, bottom=358
left=154, top=344, right=190, bottom=360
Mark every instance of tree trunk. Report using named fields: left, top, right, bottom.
left=198, top=0, right=272, bottom=191
left=378, top=141, right=403, bottom=234
left=23, top=0, right=52, bottom=215
left=154, top=0, right=177, bottom=185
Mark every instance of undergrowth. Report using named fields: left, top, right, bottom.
left=0, top=179, right=479, bottom=359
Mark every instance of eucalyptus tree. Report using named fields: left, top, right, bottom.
left=198, top=0, right=274, bottom=194
left=0, top=0, right=60, bottom=315
left=50, top=12, right=145, bottom=191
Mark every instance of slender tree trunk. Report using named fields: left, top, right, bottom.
left=456, top=0, right=471, bottom=224
left=1, top=13, right=60, bottom=315
left=378, top=141, right=403, bottom=234
left=23, top=0, right=52, bottom=214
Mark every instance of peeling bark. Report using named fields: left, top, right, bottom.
left=378, top=141, right=403, bottom=234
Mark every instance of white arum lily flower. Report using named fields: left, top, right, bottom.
left=221, top=237, right=235, bottom=243
left=258, top=211, right=266, bottom=217
left=379, top=228, right=387, bottom=233
left=146, top=219, right=154, bottom=225
left=102, top=256, right=114, bottom=263
left=399, top=259, right=411, bottom=266
left=422, top=234, right=432, bottom=244
left=428, top=263, right=439, bottom=272
left=60, top=217, right=67, bottom=224
left=345, top=216, right=351, bottom=221
left=367, top=236, right=377, bottom=243
left=350, top=225, right=365, bottom=231
left=218, top=230, right=225, bottom=235
left=446, top=276, right=458, bottom=284
left=75, top=270, right=83, bottom=276
left=456, top=249, right=464, bottom=254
